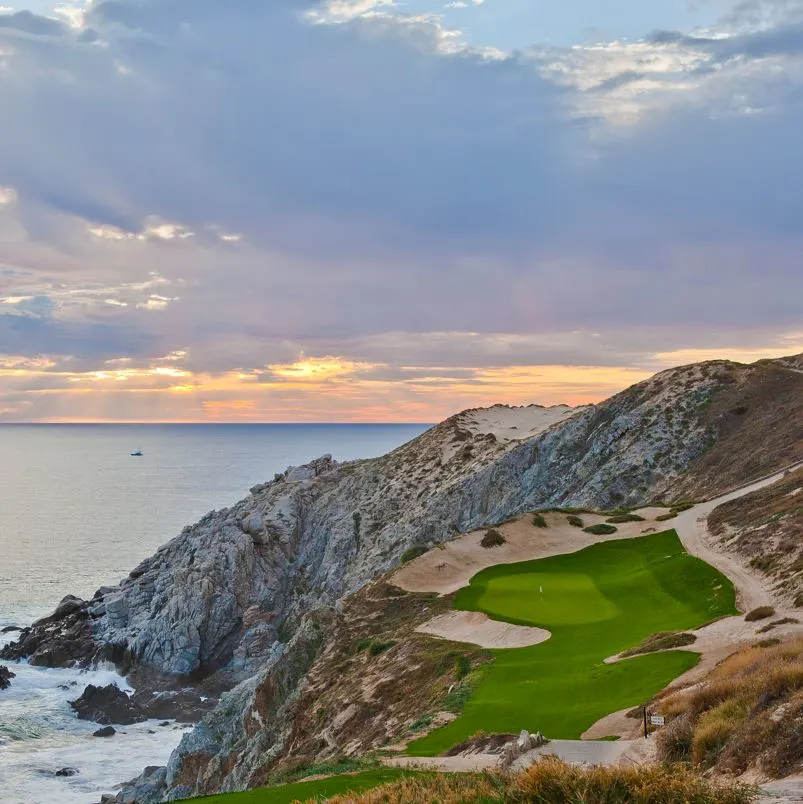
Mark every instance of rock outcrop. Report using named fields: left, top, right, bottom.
left=0, top=664, right=14, bottom=690
left=4, top=354, right=801, bottom=801
left=71, top=684, right=146, bottom=726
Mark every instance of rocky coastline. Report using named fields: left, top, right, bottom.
left=2, top=356, right=800, bottom=802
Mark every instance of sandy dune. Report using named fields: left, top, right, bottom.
left=415, top=610, right=551, bottom=649
left=459, top=404, right=586, bottom=444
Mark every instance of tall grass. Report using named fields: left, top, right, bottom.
left=657, top=636, right=803, bottom=775
left=322, top=757, right=755, bottom=803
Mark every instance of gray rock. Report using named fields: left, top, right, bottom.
left=93, top=726, right=116, bottom=737
left=56, top=767, right=79, bottom=777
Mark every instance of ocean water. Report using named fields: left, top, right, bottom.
left=0, top=423, right=428, bottom=804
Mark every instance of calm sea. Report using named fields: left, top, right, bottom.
left=0, top=423, right=428, bottom=804
left=0, top=424, right=429, bottom=628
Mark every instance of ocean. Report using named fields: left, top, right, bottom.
left=0, top=423, right=428, bottom=804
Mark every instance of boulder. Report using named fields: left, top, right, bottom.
left=1, top=625, right=21, bottom=634
left=56, top=767, right=79, bottom=777
left=131, top=688, right=216, bottom=723
left=93, top=726, right=116, bottom=737
left=70, top=684, right=145, bottom=725
left=0, top=665, right=15, bottom=690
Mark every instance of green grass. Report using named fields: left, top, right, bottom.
left=407, top=530, right=736, bottom=756
left=190, top=769, right=422, bottom=803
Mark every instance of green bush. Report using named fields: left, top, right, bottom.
left=401, top=545, right=428, bottom=564
left=606, top=514, right=645, bottom=524
left=532, top=513, right=548, bottom=528
left=656, top=512, right=678, bottom=522
left=583, top=523, right=618, bottom=536
left=567, top=515, right=584, bottom=528
left=454, top=655, right=471, bottom=680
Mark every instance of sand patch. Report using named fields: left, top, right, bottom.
left=393, top=512, right=663, bottom=596
left=416, top=610, right=550, bottom=649
left=459, top=404, right=586, bottom=444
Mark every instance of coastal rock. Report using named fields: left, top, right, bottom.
left=70, top=684, right=145, bottom=725
left=93, top=726, right=116, bottom=737
left=0, top=665, right=15, bottom=690
left=56, top=767, right=79, bottom=777
left=1, top=625, right=21, bottom=634
left=130, top=688, right=217, bottom=723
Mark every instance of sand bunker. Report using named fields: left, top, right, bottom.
left=416, top=610, right=550, bottom=649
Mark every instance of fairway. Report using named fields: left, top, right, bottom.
left=190, top=769, right=422, bottom=803
left=408, top=530, right=736, bottom=755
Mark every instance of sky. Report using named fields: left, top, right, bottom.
left=0, top=0, right=801, bottom=423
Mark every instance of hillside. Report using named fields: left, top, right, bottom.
left=2, top=353, right=801, bottom=801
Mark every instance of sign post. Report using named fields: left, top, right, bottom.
left=643, top=707, right=648, bottom=739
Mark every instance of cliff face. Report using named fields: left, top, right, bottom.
left=3, top=354, right=801, bottom=801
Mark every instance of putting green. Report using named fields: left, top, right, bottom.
left=407, top=530, right=736, bottom=755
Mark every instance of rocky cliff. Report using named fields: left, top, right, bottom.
left=3, top=354, right=801, bottom=801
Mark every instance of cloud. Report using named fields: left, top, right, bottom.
left=0, top=0, right=801, bottom=420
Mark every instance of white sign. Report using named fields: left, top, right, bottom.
left=650, top=715, right=665, bottom=726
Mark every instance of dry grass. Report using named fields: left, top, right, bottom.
left=657, top=636, right=803, bottom=776
left=621, top=632, right=697, bottom=658
left=481, top=529, right=507, bottom=548
left=322, top=757, right=755, bottom=803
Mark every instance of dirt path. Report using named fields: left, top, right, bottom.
left=673, top=462, right=803, bottom=612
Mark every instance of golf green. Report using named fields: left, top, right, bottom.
left=407, top=530, right=736, bottom=755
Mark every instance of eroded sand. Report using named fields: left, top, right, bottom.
left=460, top=404, right=587, bottom=444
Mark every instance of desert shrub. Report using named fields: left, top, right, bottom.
left=356, top=638, right=395, bottom=656
left=367, top=640, right=395, bottom=656
left=745, top=606, right=776, bottom=622
left=606, top=513, right=645, bottom=523
left=749, top=555, right=776, bottom=573
left=567, top=514, right=584, bottom=528
left=622, top=632, right=697, bottom=657
left=671, top=502, right=696, bottom=513
left=400, top=545, right=428, bottom=564
left=481, top=528, right=506, bottom=548
left=656, top=512, right=678, bottom=521
left=656, top=712, right=694, bottom=762
left=454, top=655, right=471, bottom=681
left=755, top=638, right=782, bottom=648
left=583, top=523, right=618, bottom=536
left=532, top=513, right=548, bottom=528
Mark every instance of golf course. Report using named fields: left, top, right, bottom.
left=407, top=529, right=736, bottom=755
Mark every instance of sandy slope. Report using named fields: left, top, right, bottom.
left=459, top=404, right=586, bottom=444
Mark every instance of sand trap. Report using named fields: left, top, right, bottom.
left=416, top=610, right=551, bottom=649
left=460, top=404, right=586, bottom=444
left=393, top=512, right=661, bottom=596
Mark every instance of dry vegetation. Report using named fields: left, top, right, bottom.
left=620, top=632, right=697, bottom=658
left=709, top=467, right=803, bottom=607
left=656, top=636, right=803, bottom=778
left=248, top=581, right=491, bottom=787
left=322, top=757, right=755, bottom=803
left=670, top=360, right=803, bottom=501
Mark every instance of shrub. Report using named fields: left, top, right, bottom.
left=745, top=606, right=776, bottom=622
left=400, top=545, right=428, bottom=564
left=606, top=513, right=645, bottom=523
left=671, top=502, right=696, bottom=513
left=454, top=655, right=471, bottom=680
left=367, top=640, right=395, bottom=656
left=480, top=529, right=506, bottom=548
left=656, top=512, right=678, bottom=521
left=621, top=631, right=697, bottom=657
left=567, top=515, right=584, bottom=528
left=532, top=513, right=548, bottom=528
left=749, top=555, right=776, bottom=573
left=583, top=523, right=618, bottom=536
